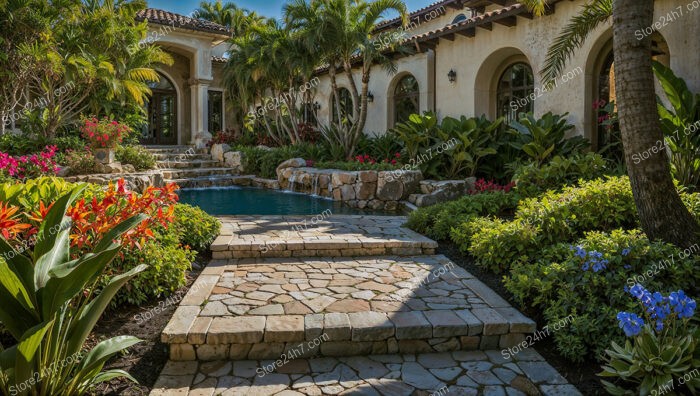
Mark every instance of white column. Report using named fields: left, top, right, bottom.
left=190, top=81, right=211, bottom=148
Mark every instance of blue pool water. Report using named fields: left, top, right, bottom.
left=178, top=187, right=391, bottom=216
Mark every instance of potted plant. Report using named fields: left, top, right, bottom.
left=80, top=117, right=130, bottom=164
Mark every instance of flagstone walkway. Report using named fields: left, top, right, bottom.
left=151, top=216, right=580, bottom=395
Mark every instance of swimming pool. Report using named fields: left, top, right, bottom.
left=178, top=187, right=392, bottom=216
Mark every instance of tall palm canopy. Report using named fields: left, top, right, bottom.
left=226, top=0, right=408, bottom=157
left=195, top=1, right=266, bottom=35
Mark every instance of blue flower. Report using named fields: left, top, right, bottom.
left=623, top=264, right=632, bottom=269
left=591, top=259, right=608, bottom=273
left=621, top=248, right=631, bottom=256
left=570, top=245, right=587, bottom=259
left=669, top=290, right=697, bottom=319
left=629, top=284, right=646, bottom=299
left=617, top=311, right=645, bottom=337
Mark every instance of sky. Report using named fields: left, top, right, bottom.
left=147, top=0, right=430, bottom=21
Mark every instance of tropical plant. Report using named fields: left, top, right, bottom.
left=390, top=112, right=437, bottom=160
left=600, top=286, right=699, bottom=395
left=520, top=0, right=700, bottom=248
left=0, top=187, right=147, bottom=395
left=226, top=19, right=316, bottom=145
left=195, top=0, right=265, bottom=34
left=508, top=112, right=588, bottom=165
left=438, top=115, right=502, bottom=178
left=3, top=0, right=173, bottom=138
left=284, top=0, right=408, bottom=158
left=653, top=61, right=700, bottom=191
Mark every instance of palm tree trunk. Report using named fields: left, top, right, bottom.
left=613, top=0, right=699, bottom=248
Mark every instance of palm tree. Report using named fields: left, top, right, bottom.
left=520, top=0, right=699, bottom=248
left=225, top=19, right=316, bottom=144
left=196, top=1, right=265, bottom=36
left=285, top=0, right=408, bottom=158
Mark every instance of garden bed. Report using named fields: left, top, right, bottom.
left=89, top=260, right=205, bottom=395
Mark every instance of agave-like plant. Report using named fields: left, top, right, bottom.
left=0, top=185, right=147, bottom=396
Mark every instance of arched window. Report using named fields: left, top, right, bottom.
left=451, top=14, right=467, bottom=24
left=394, top=75, right=419, bottom=125
left=497, top=62, right=534, bottom=123
left=592, top=33, right=668, bottom=159
left=331, top=88, right=353, bottom=125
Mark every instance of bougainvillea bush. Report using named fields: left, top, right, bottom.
left=0, top=145, right=59, bottom=181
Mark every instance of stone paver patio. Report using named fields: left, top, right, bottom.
left=151, top=350, right=581, bottom=396
left=211, top=216, right=438, bottom=259
left=153, top=216, right=580, bottom=395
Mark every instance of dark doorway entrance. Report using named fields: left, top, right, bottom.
left=142, top=73, right=178, bottom=145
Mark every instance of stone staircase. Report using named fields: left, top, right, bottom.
left=151, top=216, right=582, bottom=395
left=145, top=145, right=251, bottom=188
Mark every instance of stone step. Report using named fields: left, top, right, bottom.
left=152, top=153, right=213, bottom=161
left=150, top=350, right=581, bottom=396
left=157, top=160, right=221, bottom=169
left=169, top=175, right=255, bottom=189
left=161, top=255, right=536, bottom=362
left=144, top=145, right=206, bottom=154
left=211, top=216, right=438, bottom=259
left=161, top=167, right=234, bottom=180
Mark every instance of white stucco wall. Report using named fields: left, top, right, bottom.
left=312, top=0, right=699, bottom=140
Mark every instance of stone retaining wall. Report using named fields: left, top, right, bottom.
left=276, top=158, right=422, bottom=211
left=62, top=171, right=164, bottom=193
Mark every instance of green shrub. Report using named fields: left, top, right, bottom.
left=116, top=145, right=156, bottom=170
left=504, top=229, right=700, bottom=362
left=513, top=152, right=610, bottom=196
left=107, top=229, right=195, bottom=306
left=405, top=191, right=520, bottom=241
left=64, top=149, right=102, bottom=175
left=0, top=133, right=84, bottom=156
left=173, top=203, right=221, bottom=252
left=451, top=216, right=499, bottom=253
left=515, top=176, right=638, bottom=244
left=468, top=218, right=541, bottom=273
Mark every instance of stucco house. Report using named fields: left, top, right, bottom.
left=139, top=0, right=700, bottom=150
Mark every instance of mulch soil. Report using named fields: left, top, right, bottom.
left=88, top=255, right=206, bottom=396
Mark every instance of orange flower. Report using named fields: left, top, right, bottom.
left=0, top=202, right=32, bottom=240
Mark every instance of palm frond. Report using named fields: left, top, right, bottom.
left=540, top=0, right=612, bottom=86
left=519, top=0, right=551, bottom=16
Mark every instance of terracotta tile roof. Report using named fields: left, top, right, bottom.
left=313, top=3, right=529, bottom=75
left=135, top=8, right=230, bottom=36
left=409, top=3, right=525, bottom=43
left=374, top=0, right=466, bottom=32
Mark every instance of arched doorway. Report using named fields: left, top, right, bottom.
left=142, top=72, right=178, bottom=145
left=393, top=74, right=420, bottom=125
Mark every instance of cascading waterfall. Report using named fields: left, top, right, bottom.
left=312, top=173, right=319, bottom=196
left=289, top=172, right=297, bottom=192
